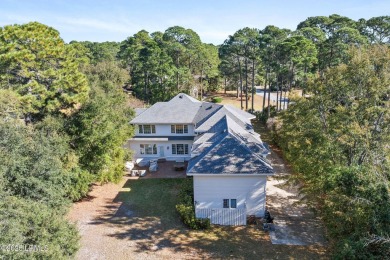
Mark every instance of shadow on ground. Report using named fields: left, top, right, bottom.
left=87, top=178, right=328, bottom=259
left=266, top=176, right=328, bottom=246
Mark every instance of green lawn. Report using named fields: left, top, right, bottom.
left=113, top=178, right=328, bottom=259
left=115, top=178, right=185, bottom=229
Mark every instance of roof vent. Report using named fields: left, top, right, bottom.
left=179, top=95, right=183, bottom=99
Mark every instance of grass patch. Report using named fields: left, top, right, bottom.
left=115, top=178, right=185, bottom=228
left=211, top=96, right=223, bottom=103
left=252, top=119, right=273, bottom=143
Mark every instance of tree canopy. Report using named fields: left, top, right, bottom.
left=274, top=45, right=390, bottom=258
left=0, top=22, right=89, bottom=122
left=119, top=26, right=220, bottom=102
left=0, top=22, right=135, bottom=258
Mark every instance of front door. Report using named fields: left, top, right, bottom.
left=159, top=146, right=165, bottom=157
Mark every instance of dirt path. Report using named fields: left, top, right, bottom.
left=68, top=180, right=126, bottom=259
left=266, top=145, right=328, bottom=246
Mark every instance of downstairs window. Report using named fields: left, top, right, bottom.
left=172, top=144, right=189, bottom=155
left=223, top=199, right=237, bottom=208
left=140, top=144, right=157, bottom=154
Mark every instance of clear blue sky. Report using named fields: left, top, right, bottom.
left=1, top=0, right=388, bottom=45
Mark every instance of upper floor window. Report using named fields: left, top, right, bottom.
left=139, top=125, right=156, bottom=134
left=171, top=125, right=188, bottom=134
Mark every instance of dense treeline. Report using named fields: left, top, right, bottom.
left=0, top=22, right=133, bottom=258
left=118, top=26, right=220, bottom=103
left=219, top=15, right=389, bottom=114
left=256, top=16, right=389, bottom=258
left=273, top=45, right=390, bottom=258
left=124, top=15, right=389, bottom=117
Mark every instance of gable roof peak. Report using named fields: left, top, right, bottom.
left=171, top=93, right=201, bottom=103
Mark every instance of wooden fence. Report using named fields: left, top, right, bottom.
left=195, top=207, right=246, bottom=226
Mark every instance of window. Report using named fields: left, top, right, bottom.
left=223, top=199, right=229, bottom=208
left=172, top=144, right=189, bottom=155
left=140, top=144, right=157, bottom=155
left=139, top=125, right=156, bottom=134
left=223, top=199, right=237, bottom=208
left=171, top=125, right=188, bottom=134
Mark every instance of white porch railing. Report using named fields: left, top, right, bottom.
left=195, top=207, right=246, bottom=226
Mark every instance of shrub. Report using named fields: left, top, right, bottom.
left=0, top=197, right=80, bottom=259
left=332, top=237, right=390, bottom=260
left=176, top=178, right=210, bottom=230
left=176, top=204, right=210, bottom=230
left=67, top=169, right=94, bottom=201
left=178, top=178, right=193, bottom=199
left=255, top=105, right=277, bottom=124
left=211, top=96, right=222, bottom=103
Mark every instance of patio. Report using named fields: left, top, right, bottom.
left=127, top=160, right=188, bottom=179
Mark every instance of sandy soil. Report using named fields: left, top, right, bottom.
left=215, top=89, right=301, bottom=112
left=68, top=177, right=201, bottom=259
left=266, top=146, right=327, bottom=246
left=216, top=90, right=271, bottom=111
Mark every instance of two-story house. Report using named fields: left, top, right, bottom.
left=127, top=93, right=274, bottom=225
left=128, top=94, right=202, bottom=162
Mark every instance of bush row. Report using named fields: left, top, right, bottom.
left=176, top=178, right=210, bottom=230
left=176, top=203, right=210, bottom=230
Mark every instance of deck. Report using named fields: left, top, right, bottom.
left=128, top=161, right=188, bottom=179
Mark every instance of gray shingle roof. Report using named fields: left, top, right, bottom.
left=131, top=94, right=256, bottom=126
left=130, top=93, right=201, bottom=124
left=195, top=106, right=254, bottom=133
left=187, top=116, right=273, bottom=175
left=191, top=118, right=229, bottom=156
left=225, top=105, right=256, bottom=120
left=188, top=136, right=273, bottom=174
left=134, top=108, right=147, bottom=117
left=193, top=102, right=223, bottom=127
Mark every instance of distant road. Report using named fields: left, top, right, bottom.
left=256, top=88, right=289, bottom=109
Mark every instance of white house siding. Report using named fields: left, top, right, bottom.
left=126, top=140, right=193, bottom=161
left=193, top=175, right=267, bottom=218
left=126, top=123, right=197, bottom=161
